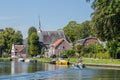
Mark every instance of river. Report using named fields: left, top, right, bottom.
left=0, top=61, right=120, bottom=80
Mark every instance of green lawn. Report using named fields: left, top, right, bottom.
left=67, top=58, right=120, bottom=65
left=29, top=57, right=120, bottom=65
left=0, top=57, right=120, bottom=65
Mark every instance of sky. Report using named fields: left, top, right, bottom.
left=0, top=0, right=93, bottom=39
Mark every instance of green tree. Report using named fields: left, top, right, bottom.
left=29, top=32, right=39, bottom=56
left=28, top=27, right=37, bottom=36
left=0, top=30, right=4, bottom=57
left=63, top=21, right=92, bottom=43
left=75, top=21, right=91, bottom=40
left=63, top=50, right=75, bottom=57
left=27, top=27, right=37, bottom=54
left=75, top=44, right=83, bottom=54
left=63, top=21, right=77, bottom=42
left=2, top=28, right=23, bottom=54
left=91, top=0, right=120, bottom=41
left=14, top=31, right=23, bottom=45
left=3, top=28, right=15, bottom=53
left=106, top=40, right=118, bottom=59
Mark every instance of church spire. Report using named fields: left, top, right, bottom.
left=38, top=16, right=42, bottom=33
left=38, top=16, right=43, bottom=42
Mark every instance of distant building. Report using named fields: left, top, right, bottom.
left=49, top=38, right=72, bottom=57
left=11, top=44, right=27, bottom=59
left=37, top=27, right=72, bottom=57
left=76, top=36, right=101, bottom=46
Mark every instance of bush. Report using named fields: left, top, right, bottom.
left=75, top=44, right=83, bottom=53
left=63, top=50, right=75, bottom=57
left=95, top=52, right=111, bottom=59
left=82, top=44, right=104, bottom=54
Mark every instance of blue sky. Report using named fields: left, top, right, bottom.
left=0, top=0, right=93, bottom=38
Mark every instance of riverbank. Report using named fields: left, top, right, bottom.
left=29, top=57, right=120, bottom=66
left=0, top=57, right=120, bottom=67
left=82, top=58, right=120, bottom=68
left=0, top=58, right=10, bottom=62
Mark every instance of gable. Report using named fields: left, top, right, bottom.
left=15, top=45, right=26, bottom=53
left=53, top=38, right=72, bottom=49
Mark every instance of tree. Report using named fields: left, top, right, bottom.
left=75, top=21, right=91, bottom=40
left=27, top=27, right=37, bottom=54
left=2, top=27, right=23, bottom=54
left=14, top=31, right=23, bottom=45
left=63, top=20, right=92, bottom=43
left=29, top=32, right=39, bottom=56
left=91, top=0, right=120, bottom=41
left=3, top=28, right=15, bottom=53
left=0, top=30, right=4, bottom=57
left=27, top=27, right=41, bottom=56
left=106, top=40, right=119, bottom=59
left=75, top=44, right=83, bottom=54
left=63, top=21, right=77, bottom=42
left=28, top=27, right=37, bottom=36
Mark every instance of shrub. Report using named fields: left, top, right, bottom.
left=63, top=50, right=75, bottom=57
left=95, top=52, right=111, bottom=59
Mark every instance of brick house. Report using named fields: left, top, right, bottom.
left=49, top=38, right=72, bottom=57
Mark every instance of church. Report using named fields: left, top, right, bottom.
left=37, top=27, right=72, bottom=58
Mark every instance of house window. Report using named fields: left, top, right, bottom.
left=63, top=46, right=66, bottom=50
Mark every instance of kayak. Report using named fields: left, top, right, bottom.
left=73, top=65, right=83, bottom=69
left=72, top=64, right=85, bottom=69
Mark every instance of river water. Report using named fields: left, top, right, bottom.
left=0, top=61, right=120, bottom=80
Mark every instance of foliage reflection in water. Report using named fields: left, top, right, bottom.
left=0, top=62, right=120, bottom=80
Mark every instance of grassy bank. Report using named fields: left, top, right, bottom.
left=0, top=58, right=10, bottom=62
left=29, top=58, right=52, bottom=63
left=0, top=57, right=120, bottom=65
left=66, top=58, right=120, bottom=65
left=82, top=58, right=120, bottom=65
left=29, top=57, right=120, bottom=65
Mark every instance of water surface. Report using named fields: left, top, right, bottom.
left=0, top=62, right=120, bottom=80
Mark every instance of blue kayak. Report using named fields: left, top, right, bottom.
left=72, top=65, right=83, bottom=69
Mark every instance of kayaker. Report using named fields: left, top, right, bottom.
left=72, top=58, right=82, bottom=67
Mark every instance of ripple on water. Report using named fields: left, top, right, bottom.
left=0, top=68, right=120, bottom=80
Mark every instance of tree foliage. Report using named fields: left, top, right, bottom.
left=27, top=27, right=40, bottom=56
left=75, top=21, right=91, bottom=40
left=82, top=43, right=104, bottom=54
left=63, top=50, right=75, bottom=57
left=63, top=20, right=92, bottom=43
left=27, top=27, right=37, bottom=54
left=0, top=27, right=23, bottom=54
left=14, top=31, right=23, bottom=45
left=91, top=0, right=120, bottom=41
left=28, top=27, right=37, bottom=36
left=63, top=21, right=77, bottom=42
left=106, top=40, right=120, bottom=59
left=0, top=31, right=4, bottom=47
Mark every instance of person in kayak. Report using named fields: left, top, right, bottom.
left=72, top=58, right=83, bottom=69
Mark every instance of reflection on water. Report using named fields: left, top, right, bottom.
left=0, top=62, right=120, bottom=80
left=0, top=61, right=67, bottom=76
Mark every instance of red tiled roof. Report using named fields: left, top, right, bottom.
left=15, top=45, right=25, bottom=52
left=53, top=38, right=64, bottom=47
